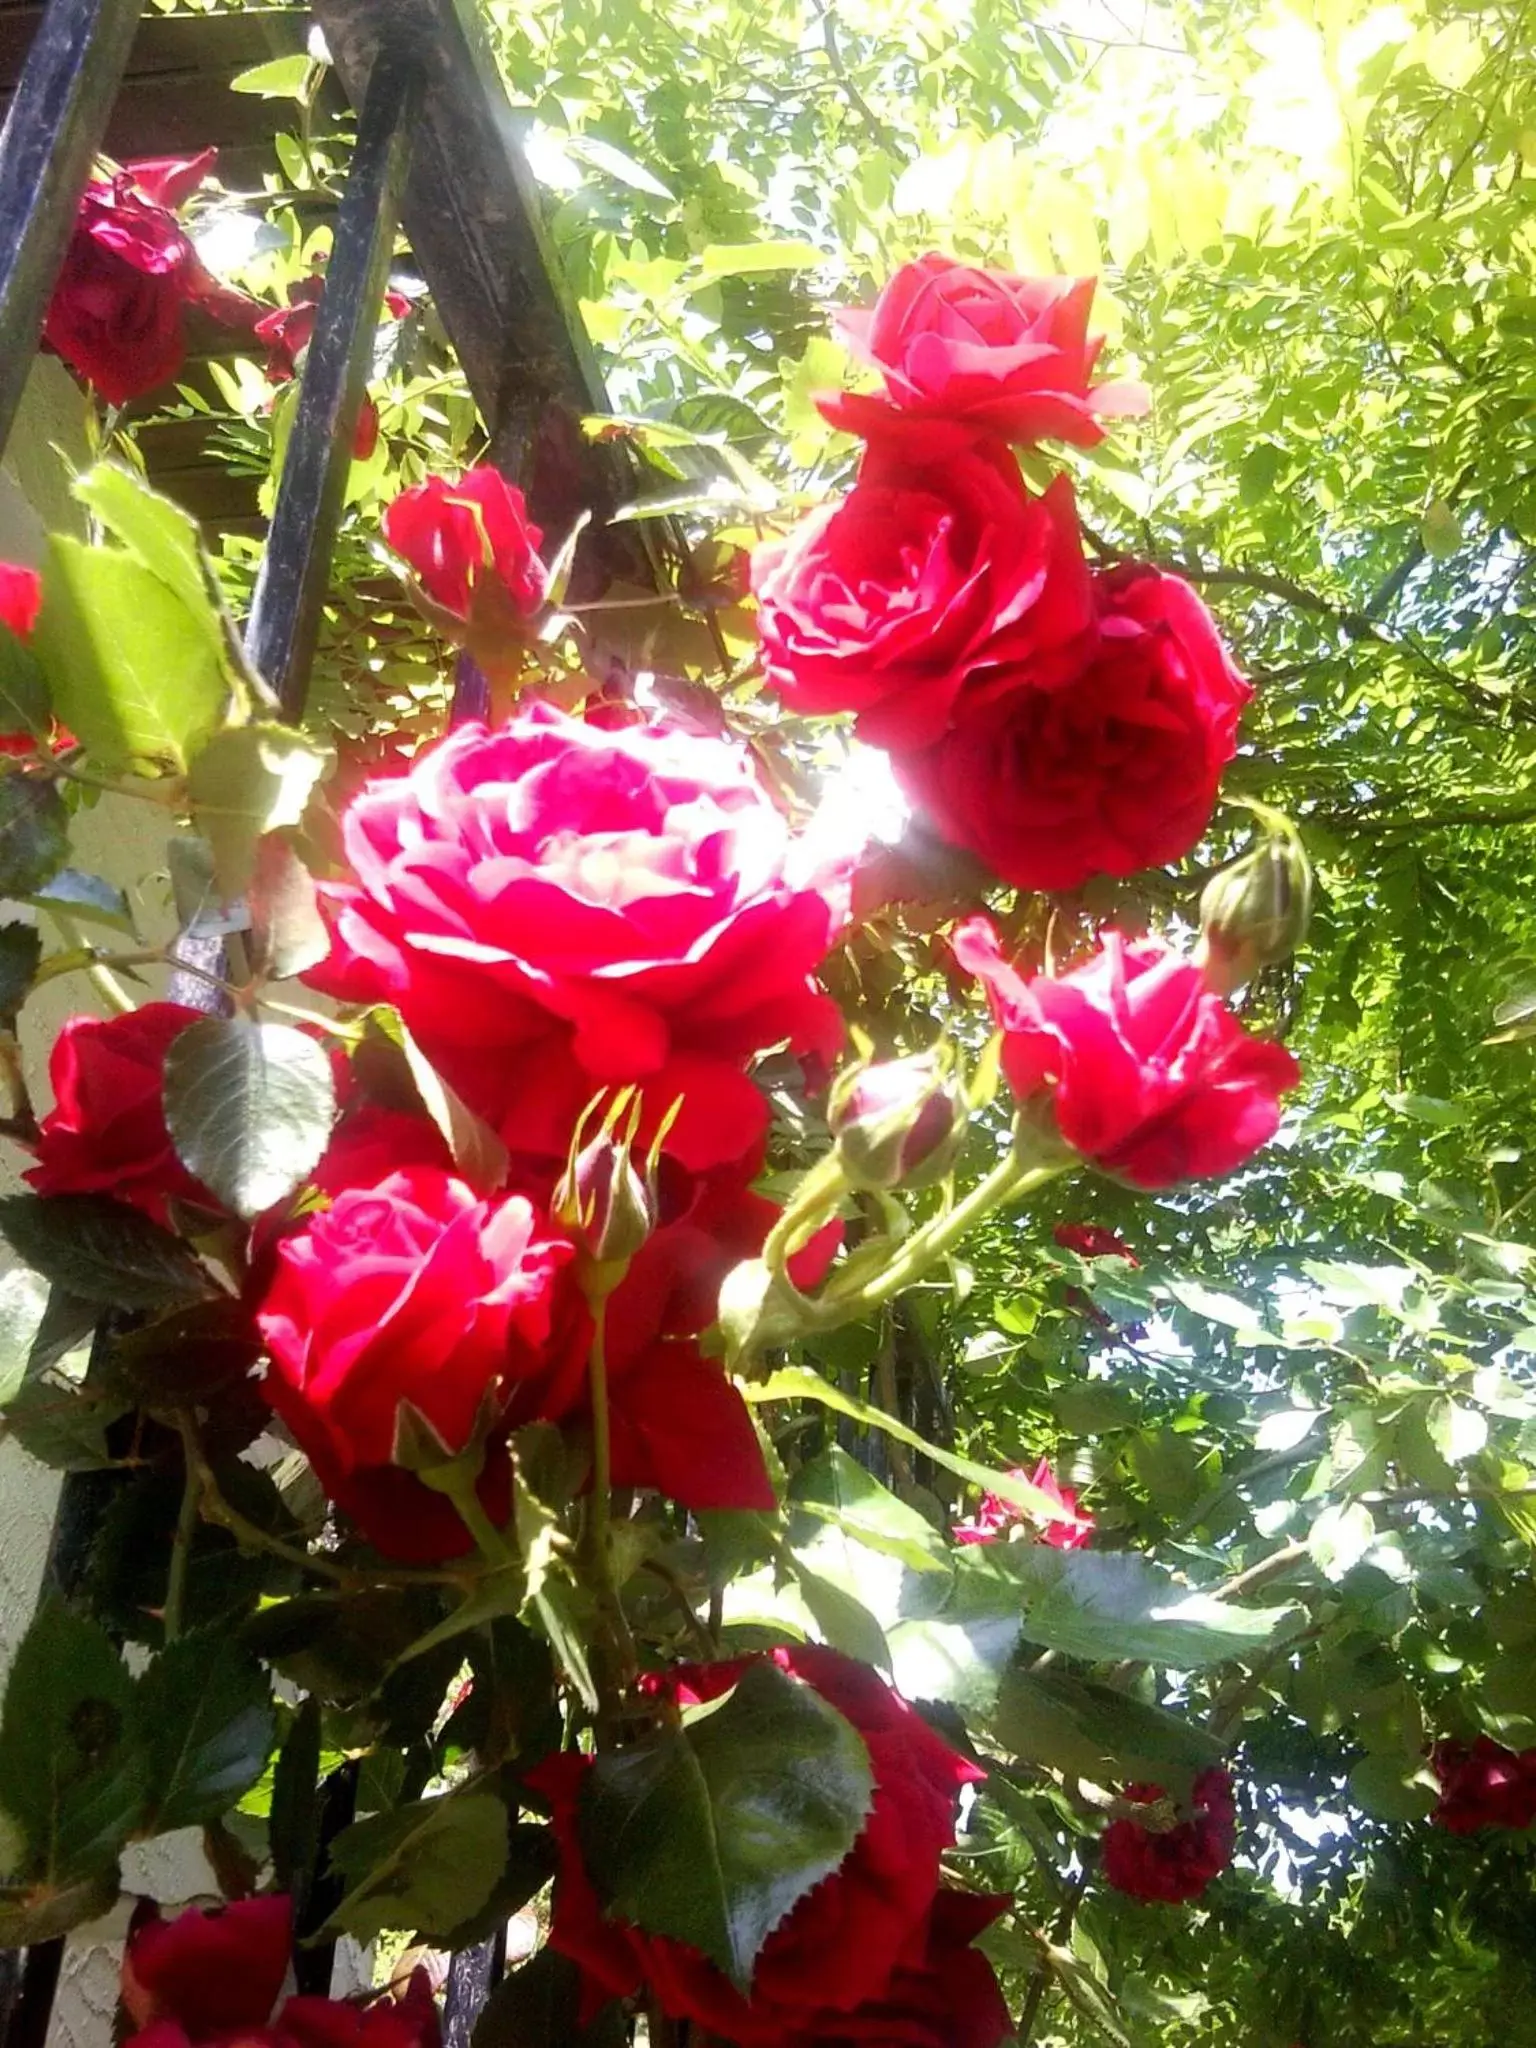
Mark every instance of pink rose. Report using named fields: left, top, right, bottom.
left=955, top=919, right=1300, bottom=1189
left=952, top=1457, right=1093, bottom=1549
left=307, top=708, right=848, bottom=1180
left=818, top=255, right=1146, bottom=457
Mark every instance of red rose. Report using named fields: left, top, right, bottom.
left=789, top=1890, right=1012, bottom=2048
left=1052, top=1222, right=1136, bottom=1264
left=952, top=1457, right=1092, bottom=1550
left=1102, top=1769, right=1235, bottom=1904
left=256, top=1159, right=587, bottom=1561
left=895, top=567, right=1250, bottom=892
left=43, top=151, right=258, bottom=406
left=531, top=1645, right=982, bottom=2042
left=256, top=278, right=410, bottom=460
left=954, top=919, right=1300, bottom=1189
left=818, top=256, right=1147, bottom=457
left=308, top=708, right=848, bottom=1181
left=26, top=1004, right=218, bottom=1226
left=753, top=454, right=1090, bottom=750
left=122, top=1896, right=292, bottom=2038
left=0, top=563, right=41, bottom=640
left=121, top=1895, right=439, bottom=2048
left=382, top=466, right=549, bottom=621
left=1431, top=1737, right=1536, bottom=1833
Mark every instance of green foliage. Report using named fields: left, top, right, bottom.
left=161, top=1017, right=337, bottom=1220
left=324, top=1792, right=510, bottom=1943
left=0, top=1195, right=215, bottom=1310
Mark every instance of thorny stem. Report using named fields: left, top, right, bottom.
left=584, top=1298, right=638, bottom=1704
left=47, top=913, right=135, bottom=1015
left=436, top=1463, right=516, bottom=1568
left=1015, top=1870, right=1090, bottom=2047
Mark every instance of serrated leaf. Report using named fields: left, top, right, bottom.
left=1309, top=1502, right=1377, bottom=1579
left=0, top=1194, right=215, bottom=1309
left=0, top=1603, right=144, bottom=1884
left=788, top=1559, right=890, bottom=1671
left=992, top=1667, right=1224, bottom=1795
left=0, top=619, right=50, bottom=740
left=1348, top=1752, right=1438, bottom=1821
left=229, top=52, right=313, bottom=97
left=163, top=1018, right=336, bottom=1219
left=579, top=1660, right=873, bottom=1991
left=135, top=1634, right=275, bottom=1830
left=0, top=775, right=68, bottom=895
left=790, top=1446, right=949, bottom=1573
left=187, top=725, right=332, bottom=902
left=71, top=465, right=224, bottom=647
left=33, top=539, right=226, bottom=774
left=1426, top=1397, right=1488, bottom=1464
left=325, top=1792, right=508, bottom=1943
left=250, top=836, right=329, bottom=980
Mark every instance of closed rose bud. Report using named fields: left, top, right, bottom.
left=1196, top=828, right=1312, bottom=994
left=829, top=1050, right=966, bottom=1190
left=553, top=1124, right=656, bottom=1272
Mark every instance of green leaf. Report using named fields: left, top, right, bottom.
left=578, top=1659, right=874, bottom=1991
left=789, top=1446, right=949, bottom=1573
left=0, top=620, right=50, bottom=739
left=71, top=465, right=225, bottom=649
left=0, top=1871, right=119, bottom=1946
left=24, top=869, right=135, bottom=935
left=229, top=53, right=314, bottom=98
left=434, top=1821, right=558, bottom=1949
left=392, top=1565, right=527, bottom=1667
left=992, top=1667, right=1225, bottom=1795
left=250, top=836, right=329, bottom=981
left=0, top=1603, right=144, bottom=1884
left=993, top=1547, right=1298, bottom=1667
left=325, top=1792, right=509, bottom=1943
left=0, top=923, right=41, bottom=1020
left=269, top=1697, right=322, bottom=1918
left=33, top=538, right=227, bottom=774
left=0, top=1266, right=54, bottom=1404
left=162, top=1018, right=337, bottom=1220
left=186, top=725, right=332, bottom=902
left=472, top=1948, right=624, bottom=2048
left=1348, top=1752, right=1438, bottom=1821
left=691, top=240, right=828, bottom=280
left=788, top=1559, right=890, bottom=1671
left=745, top=1367, right=1070, bottom=1527
left=0, top=775, right=68, bottom=896
left=0, top=1194, right=215, bottom=1310
left=135, top=1634, right=275, bottom=1830
left=884, top=1548, right=1031, bottom=1711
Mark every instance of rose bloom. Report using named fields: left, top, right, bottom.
left=1431, top=1737, right=1536, bottom=1833
left=753, top=453, right=1090, bottom=750
left=121, top=1895, right=440, bottom=2048
left=0, top=563, right=41, bottom=640
left=256, top=1143, right=588, bottom=1562
left=1102, top=1769, right=1236, bottom=1904
left=43, top=150, right=257, bottom=406
left=382, top=466, right=548, bottom=621
left=818, top=255, right=1147, bottom=457
left=530, top=1646, right=982, bottom=2043
left=955, top=918, right=1300, bottom=1189
left=953, top=1456, right=1093, bottom=1550
left=26, top=1004, right=218, bottom=1226
left=307, top=707, right=848, bottom=1182
left=787, top=1890, right=1012, bottom=2048
left=895, top=566, right=1250, bottom=893
left=1052, top=1221, right=1136, bottom=1264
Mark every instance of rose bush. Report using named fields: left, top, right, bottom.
left=43, top=150, right=256, bottom=405
left=954, top=919, right=1300, bottom=1187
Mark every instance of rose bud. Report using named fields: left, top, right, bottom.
left=1197, top=826, right=1312, bottom=995
left=829, top=1050, right=967, bottom=1191
left=552, top=1087, right=666, bottom=1293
